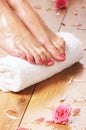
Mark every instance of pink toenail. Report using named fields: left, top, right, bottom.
left=38, top=60, right=42, bottom=63
left=60, top=54, right=66, bottom=58
left=42, top=60, right=47, bottom=64
left=47, top=59, right=55, bottom=65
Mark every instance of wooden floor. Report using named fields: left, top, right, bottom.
left=0, top=0, right=86, bottom=130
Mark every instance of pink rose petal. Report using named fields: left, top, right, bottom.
left=82, top=5, right=85, bottom=8
left=33, top=5, right=42, bottom=10
left=33, top=117, right=45, bottom=124
left=77, top=27, right=86, bottom=31
left=47, top=106, right=55, bottom=111
left=61, top=22, right=66, bottom=26
left=56, top=12, right=60, bottom=16
left=17, top=127, right=29, bottom=130
left=46, top=7, right=57, bottom=11
left=73, top=12, right=78, bottom=16
left=46, top=8, right=52, bottom=11
left=71, top=24, right=82, bottom=27
left=52, top=0, right=56, bottom=2
left=45, top=120, right=54, bottom=125
left=72, top=108, right=80, bottom=116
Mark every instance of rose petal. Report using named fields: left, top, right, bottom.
left=45, top=120, right=54, bottom=125
left=46, top=8, right=52, bottom=11
left=47, top=106, right=55, bottom=111
left=71, top=24, right=82, bottom=27
left=56, top=12, right=60, bottom=16
left=33, top=117, right=45, bottom=124
left=67, top=77, right=73, bottom=85
left=61, top=22, right=66, bottom=26
left=60, top=96, right=66, bottom=102
left=77, top=27, right=86, bottom=31
left=5, top=109, right=18, bottom=120
left=82, top=5, right=85, bottom=8
left=72, top=108, right=80, bottom=116
left=52, top=0, right=56, bottom=2
left=46, top=7, right=57, bottom=11
left=73, top=12, right=78, bottom=16
left=17, top=127, right=29, bottom=130
left=33, top=5, right=42, bottom=10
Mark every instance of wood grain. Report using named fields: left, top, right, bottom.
left=0, top=0, right=86, bottom=130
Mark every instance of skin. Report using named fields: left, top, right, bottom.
left=0, top=0, right=66, bottom=66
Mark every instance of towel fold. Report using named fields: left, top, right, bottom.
left=0, top=32, right=83, bottom=92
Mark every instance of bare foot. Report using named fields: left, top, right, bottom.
left=7, top=0, right=66, bottom=61
left=0, top=0, right=54, bottom=65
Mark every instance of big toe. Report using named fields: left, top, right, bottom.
left=44, top=41, right=66, bottom=62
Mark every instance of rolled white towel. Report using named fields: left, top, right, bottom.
left=0, top=32, right=83, bottom=92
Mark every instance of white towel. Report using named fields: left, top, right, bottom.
left=0, top=32, right=83, bottom=92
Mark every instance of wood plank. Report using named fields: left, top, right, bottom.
left=20, top=0, right=86, bottom=130
left=60, top=0, right=86, bottom=47
left=0, top=86, right=35, bottom=130
left=60, top=0, right=86, bottom=68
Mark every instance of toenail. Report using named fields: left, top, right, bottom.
left=48, top=59, right=54, bottom=63
left=24, top=55, right=28, bottom=60
left=47, top=59, right=55, bottom=65
left=60, top=54, right=66, bottom=58
left=42, top=60, right=47, bottom=64
left=37, top=60, right=43, bottom=64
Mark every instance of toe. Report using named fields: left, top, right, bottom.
left=44, top=41, right=65, bottom=61
left=26, top=52, right=35, bottom=64
left=52, top=36, right=65, bottom=54
left=33, top=47, right=47, bottom=65
left=16, top=43, right=36, bottom=64
left=41, top=47, right=55, bottom=66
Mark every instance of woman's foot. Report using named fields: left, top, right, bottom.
left=0, top=0, right=54, bottom=66
left=7, top=0, right=66, bottom=62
